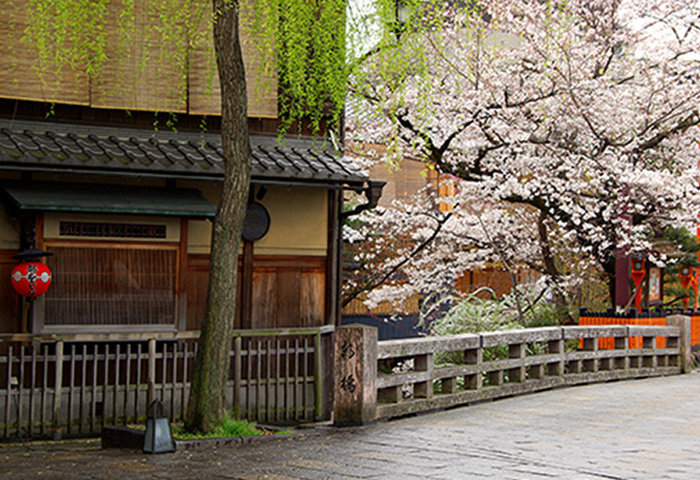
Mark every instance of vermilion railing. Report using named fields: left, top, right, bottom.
left=579, top=310, right=700, bottom=349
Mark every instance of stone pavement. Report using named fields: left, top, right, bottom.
left=3, top=372, right=700, bottom=479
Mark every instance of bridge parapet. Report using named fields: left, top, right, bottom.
left=334, top=316, right=691, bottom=425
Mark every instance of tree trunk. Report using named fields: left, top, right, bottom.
left=185, top=0, right=251, bottom=433
left=537, top=211, right=571, bottom=323
left=604, top=255, right=617, bottom=309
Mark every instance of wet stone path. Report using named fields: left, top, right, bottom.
left=3, top=372, right=700, bottom=479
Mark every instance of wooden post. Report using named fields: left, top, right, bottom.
left=31, top=212, right=46, bottom=334
left=313, top=331, right=324, bottom=420
left=147, top=338, right=156, bottom=405
left=52, top=340, right=64, bottom=440
left=241, top=239, right=254, bottom=329
left=325, top=188, right=341, bottom=326
left=333, top=324, right=377, bottom=426
left=5, top=346, right=13, bottom=439
left=241, top=190, right=256, bottom=330
left=666, top=315, right=692, bottom=373
left=232, top=336, right=242, bottom=419
left=177, top=218, right=189, bottom=332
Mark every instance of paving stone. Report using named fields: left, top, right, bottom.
left=3, top=373, right=700, bottom=479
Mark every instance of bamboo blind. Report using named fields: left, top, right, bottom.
left=1, top=0, right=278, bottom=117
left=369, top=158, right=435, bottom=208
left=187, top=0, right=279, bottom=118
left=44, top=245, right=178, bottom=327
left=0, top=1, right=90, bottom=105
left=90, top=0, right=188, bottom=113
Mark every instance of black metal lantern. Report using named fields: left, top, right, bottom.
left=143, top=399, right=175, bottom=454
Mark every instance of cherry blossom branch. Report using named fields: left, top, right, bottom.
left=341, top=208, right=457, bottom=308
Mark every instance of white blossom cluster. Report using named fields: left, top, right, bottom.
left=344, top=0, right=700, bottom=308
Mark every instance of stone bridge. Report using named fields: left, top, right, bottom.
left=334, top=316, right=693, bottom=425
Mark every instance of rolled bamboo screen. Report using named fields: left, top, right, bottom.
left=0, top=0, right=278, bottom=118
left=188, top=1, right=278, bottom=118
left=91, top=0, right=188, bottom=113
left=0, top=1, right=90, bottom=105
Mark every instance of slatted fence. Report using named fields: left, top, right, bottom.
left=0, top=326, right=334, bottom=440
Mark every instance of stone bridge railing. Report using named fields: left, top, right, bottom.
left=333, top=316, right=692, bottom=425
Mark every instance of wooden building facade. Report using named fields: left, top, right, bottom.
left=0, top=121, right=374, bottom=336
left=0, top=0, right=379, bottom=336
left=0, top=1, right=384, bottom=437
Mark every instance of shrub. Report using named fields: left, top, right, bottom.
left=171, top=415, right=268, bottom=439
left=423, top=284, right=567, bottom=366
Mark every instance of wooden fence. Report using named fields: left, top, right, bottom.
left=0, top=326, right=334, bottom=440
left=333, top=317, right=692, bottom=425
left=580, top=310, right=700, bottom=348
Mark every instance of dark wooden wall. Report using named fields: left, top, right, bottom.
left=0, top=251, right=328, bottom=334
left=186, top=254, right=327, bottom=331
left=0, top=250, right=22, bottom=333
left=0, top=99, right=287, bottom=136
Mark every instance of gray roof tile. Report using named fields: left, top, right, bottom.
left=0, top=119, right=367, bottom=185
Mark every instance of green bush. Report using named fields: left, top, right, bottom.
left=170, top=414, right=290, bottom=439
left=423, top=285, right=566, bottom=367
left=424, top=288, right=516, bottom=338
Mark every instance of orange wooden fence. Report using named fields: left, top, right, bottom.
left=579, top=310, right=700, bottom=349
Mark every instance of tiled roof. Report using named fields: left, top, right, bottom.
left=0, top=119, right=367, bottom=185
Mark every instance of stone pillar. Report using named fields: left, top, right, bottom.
left=666, top=315, right=692, bottom=374
left=333, top=324, right=377, bottom=426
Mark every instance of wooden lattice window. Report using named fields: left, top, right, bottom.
left=44, top=244, right=178, bottom=329
left=60, top=222, right=166, bottom=239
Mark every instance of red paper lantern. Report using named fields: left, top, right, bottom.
left=11, top=261, right=52, bottom=297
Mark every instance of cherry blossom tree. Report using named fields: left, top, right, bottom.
left=345, top=0, right=700, bottom=312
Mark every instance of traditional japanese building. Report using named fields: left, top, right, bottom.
left=0, top=1, right=380, bottom=336
left=0, top=119, right=374, bottom=335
